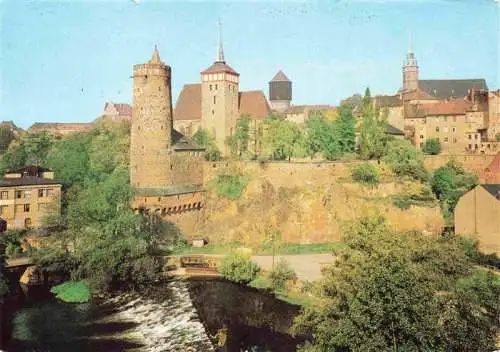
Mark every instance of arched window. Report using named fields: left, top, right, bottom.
left=24, top=218, right=32, bottom=229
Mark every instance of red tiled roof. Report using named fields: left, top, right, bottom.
left=174, top=84, right=202, bottom=121
left=404, top=100, right=473, bottom=118
left=482, top=153, right=500, bottom=184
left=104, top=102, right=132, bottom=116
left=238, top=91, right=271, bottom=119
left=29, top=122, right=93, bottom=131
left=201, top=61, right=239, bottom=75
left=403, top=89, right=438, bottom=101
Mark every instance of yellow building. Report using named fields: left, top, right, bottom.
left=0, top=166, right=62, bottom=230
left=455, top=184, right=500, bottom=255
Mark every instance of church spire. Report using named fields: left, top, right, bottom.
left=216, top=19, right=225, bottom=63
left=150, top=45, right=161, bottom=64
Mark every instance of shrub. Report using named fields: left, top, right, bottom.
left=382, top=139, right=427, bottom=180
left=351, top=163, right=379, bottom=186
left=210, top=168, right=250, bottom=199
left=270, top=259, right=296, bottom=290
left=496, top=133, right=500, bottom=142
left=219, top=251, right=260, bottom=284
left=422, top=138, right=442, bottom=155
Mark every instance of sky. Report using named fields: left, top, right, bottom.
left=1, top=0, right=499, bottom=129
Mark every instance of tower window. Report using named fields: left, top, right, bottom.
left=210, top=84, right=212, bottom=91
left=213, top=96, right=216, bottom=104
left=215, top=84, right=218, bottom=90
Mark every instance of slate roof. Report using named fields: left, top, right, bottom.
left=386, top=124, right=404, bottom=135
left=174, top=84, right=202, bottom=121
left=0, top=176, right=61, bottom=187
left=270, top=70, right=291, bottom=82
left=238, top=91, right=271, bottom=119
left=201, top=61, right=239, bottom=75
left=418, top=79, right=488, bottom=99
left=403, top=89, right=438, bottom=101
left=481, top=184, right=500, bottom=200
left=172, top=129, right=204, bottom=151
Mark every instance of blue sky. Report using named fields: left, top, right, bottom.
left=1, top=0, right=499, bottom=129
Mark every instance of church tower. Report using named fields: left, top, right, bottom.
left=130, top=46, right=173, bottom=189
left=200, top=20, right=240, bottom=156
left=402, top=36, right=419, bottom=92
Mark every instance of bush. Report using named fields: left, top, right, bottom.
left=422, top=138, right=442, bottom=155
left=219, top=251, right=260, bottom=284
left=210, top=168, right=250, bottom=199
left=496, top=133, right=500, bottom=142
left=270, top=259, right=296, bottom=290
left=382, top=139, right=427, bottom=180
left=351, top=163, right=379, bottom=186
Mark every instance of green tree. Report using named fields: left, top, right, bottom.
left=430, top=160, right=478, bottom=224
left=265, top=119, right=302, bottom=161
left=422, top=138, right=442, bottom=155
left=0, top=127, right=14, bottom=153
left=496, top=133, right=500, bottom=141
left=293, top=217, right=500, bottom=352
left=269, top=258, right=296, bottom=290
left=336, top=103, right=356, bottom=154
left=382, top=139, right=427, bottom=180
left=231, top=114, right=251, bottom=158
left=305, top=114, right=342, bottom=160
left=193, top=128, right=221, bottom=161
left=22, top=132, right=54, bottom=165
left=358, top=89, right=389, bottom=160
left=219, top=251, right=260, bottom=284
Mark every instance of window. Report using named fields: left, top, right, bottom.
left=468, top=144, right=472, bottom=150
left=24, top=218, right=32, bottom=229
left=215, top=84, right=218, bottom=90
left=420, top=135, right=424, bottom=139
left=435, top=127, right=439, bottom=132
left=15, top=190, right=22, bottom=199
left=213, top=96, right=216, bottom=104
left=210, top=84, right=212, bottom=91
left=24, top=204, right=30, bottom=212
left=452, top=127, right=456, bottom=133
left=444, top=137, right=449, bottom=143
left=468, top=134, right=472, bottom=140
left=474, top=134, right=478, bottom=140
left=0, top=205, right=7, bottom=215
left=453, top=137, right=457, bottom=143
left=0, top=191, right=8, bottom=200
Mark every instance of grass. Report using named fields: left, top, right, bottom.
left=50, top=280, right=91, bottom=303
left=171, top=242, right=342, bottom=256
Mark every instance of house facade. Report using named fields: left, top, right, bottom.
left=455, top=184, right=500, bottom=255
left=0, top=166, right=61, bottom=230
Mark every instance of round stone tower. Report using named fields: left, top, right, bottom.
left=269, top=70, right=292, bottom=112
left=130, top=46, right=173, bottom=190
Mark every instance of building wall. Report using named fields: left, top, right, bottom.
left=130, top=60, right=173, bottom=190
left=488, top=91, right=500, bottom=140
left=405, top=112, right=484, bottom=154
left=173, top=120, right=201, bottom=137
left=386, top=106, right=404, bottom=130
left=270, top=100, right=291, bottom=112
left=0, top=184, right=61, bottom=230
left=455, top=186, right=500, bottom=255
left=171, top=150, right=204, bottom=186
left=403, top=66, right=419, bottom=91
left=201, top=72, right=239, bottom=156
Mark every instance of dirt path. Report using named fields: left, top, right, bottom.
left=251, top=254, right=334, bottom=281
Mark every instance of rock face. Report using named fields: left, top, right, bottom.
left=174, top=162, right=445, bottom=245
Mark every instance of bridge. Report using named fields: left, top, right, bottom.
left=164, top=255, right=221, bottom=277
left=5, top=257, right=33, bottom=268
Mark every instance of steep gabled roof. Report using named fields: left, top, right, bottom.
left=404, top=99, right=473, bottom=118
left=201, top=61, right=239, bottom=75
left=482, top=153, right=500, bottom=184
left=270, top=70, right=290, bottom=82
left=403, top=89, right=438, bottom=101
left=174, top=84, right=202, bottom=121
left=418, top=79, right=488, bottom=99
left=172, top=129, right=204, bottom=151
left=238, top=91, right=271, bottom=119
left=386, top=124, right=404, bottom=135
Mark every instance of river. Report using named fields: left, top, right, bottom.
left=0, top=273, right=305, bottom=352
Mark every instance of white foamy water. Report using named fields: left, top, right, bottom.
left=106, top=279, right=215, bottom=352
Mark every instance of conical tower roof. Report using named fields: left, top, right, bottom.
left=270, top=70, right=290, bottom=82
left=149, top=45, right=162, bottom=64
